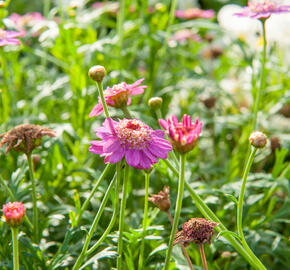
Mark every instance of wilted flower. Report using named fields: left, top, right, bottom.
left=89, top=79, right=147, bottom=117
left=159, top=115, right=202, bottom=153
left=0, top=124, right=56, bottom=154
left=0, top=29, right=23, bottom=46
left=148, top=186, right=171, bottom=212
left=249, top=131, right=267, bottom=148
left=175, top=8, right=214, bottom=19
left=174, top=218, right=218, bottom=246
left=2, top=202, right=26, bottom=227
left=234, top=1, right=290, bottom=20
left=90, top=118, right=172, bottom=169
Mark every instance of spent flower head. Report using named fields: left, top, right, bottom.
left=174, top=218, right=218, bottom=246
left=2, top=202, right=26, bottom=227
left=89, top=118, right=172, bottom=169
left=159, top=114, right=202, bottom=153
left=0, top=124, right=56, bottom=154
left=148, top=186, right=171, bottom=212
left=89, top=79, right=147, bottom=117
left=234, top=1, right=290, bottom=20
left=249, top=131, right=267, bottom=148
left=0, top=29, right=23, bottom=46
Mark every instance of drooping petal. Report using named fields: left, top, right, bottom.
left=125, top=149, right=140, bottom=167
left=89, top=103, right=104, bottom=117
left=148, top=143, right=169, bottom=159
left=103, top=138, right=121, bottom=152
left=159, top=119, right=168, bottom=130
left=109, top=148, right=125, bottom=163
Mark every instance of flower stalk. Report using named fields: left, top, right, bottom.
left=96, top=81, right=110, bottom=118
left=11, top=227, right=20, bottom=270
left=199, top=244, right=208, bottom=270
left=164, top=153, right=187, bottom=270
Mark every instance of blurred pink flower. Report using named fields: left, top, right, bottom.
left=0, top=29, right=23, bottom=46
left=2, top=202, right=26, bottom=227
left=89, top=79, right=147, bottom=117
left=234, top=1, right=290, bottom=19
left=172, top=29, right=202, bottom=42
left=89, top=118, right=172, bottom=169
left=159, top=114, right=202, bottom=153
left=175, top=8, right=214, bottom=19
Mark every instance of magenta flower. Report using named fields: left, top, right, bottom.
left=89, top=79, right=147, bottom=117
left=2, top=202, right=26, bottom=227
left=0, top=29, right=23, bottom=47
left=159, top=114, right=202, bottom=153
left=89, top=118, right=172, bottom=169
left=175, top=8, right=214, bottom=19
left=234, top=1, right=290, bottom=20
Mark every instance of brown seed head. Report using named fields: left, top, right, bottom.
left=148, top=186, right=171, bottom=212
left=270, top=136, right=281, bottom=152
left=249, top=131, right=267, bottom=148
left=279, top=103, right=290, bottom=118
left=148, top=97, right=163, bottom=110
left=88, top=65, right=106, bottom=82
left=173, top=218, right=218, bottom=246
left=201, top=96, right=217, bottom=109
left=0, top=124, right=56, bottom=154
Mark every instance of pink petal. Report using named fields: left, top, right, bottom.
left=109, top=148, right=125, bottom=163
left=127, top=97, right=132, bottom=106
left=152, top=129, right=164, bottom=138
left=159, top=119, right=168, bottom=130
left=103, top=138, right=121, bottom=152
left=148, top=143, right=169, bottom=159
left=125, top=149, right=140, bottom=167
left=89, top=103, right=104, bottom=117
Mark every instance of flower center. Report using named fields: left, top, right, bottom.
left=115, top=119, right=152, bottom=149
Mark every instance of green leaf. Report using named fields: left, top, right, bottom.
left=216, top=231, right=242, bottom=242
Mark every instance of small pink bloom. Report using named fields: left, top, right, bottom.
left=234, top=1, right=290, bottom=20
left=2, top=202, right=26, bottom=227
left=89, top=79, right=147, bottom=117
left=159, top=114, right=202, bottom=153
left=0, top=29, right=23, bottom=47
left=172, top=29, right=202, bottom=42
left=89, top=118, right=172, bottom=169
left=175, top=8, right=215, bottom=19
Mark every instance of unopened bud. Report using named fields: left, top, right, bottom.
left=2, top=202, right=26, bottom=227
left=249, top=131, right=267, bottom=148
left=88, top=65, right=106, bottom=82
left=148, top=97, right=163, bottom=110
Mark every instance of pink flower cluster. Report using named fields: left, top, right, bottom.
left=9, top=12, right=45, bottom=33
left=0, top=29, right=23, bottom=47
left=2, top=202, right=26, bottom=227
left=175, top=8, right=214, bottom=20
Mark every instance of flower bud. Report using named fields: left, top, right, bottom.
left=148, top=97, right=163, bottom=110
left=2, top=202, right=26, bottom=227
left=249, top=131, right=267, bottom=148
left=88, top=65, right=106, bottom=82
left=148, top=186, right=171, bottom=212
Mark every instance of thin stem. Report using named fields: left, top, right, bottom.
left=138, top=172, right=150, bottom=270
left=163, top=159, right=266, bottom=270
left=121, top=106, right=133, bottom=119
left=164, top=153, right=187, bottom=270
left=76, top=163, right=113, bottom=226
left=0, top=48, right=10, bottom=121
left=96, top=81, right=110, bottom=118
left=117, top=163, right=130, bottom=270
left=166, top=211, right=194, bottom=270
left=252, top=20, right=267, bottom=130
left=87, top=163, right=121, bottom=255
left=72, top=174, right=117, bottom=270
left=117, top=0, right=125, bottom=65
left=199, top=244, right=208, bottom=270
left=26, top=153, right=39, bottom=243
left=11, top=227, right=19, bottom=270
left=155, top=108, right=163, bottom=120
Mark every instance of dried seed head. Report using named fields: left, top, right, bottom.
left=2, top=202, right=26, bottom=227
left=0, top=124, right=56, bottom=154
left=148, top=186, right=171, bottom=212
left=249, top=131, right=267, bottom=148
left=201, top=97, right=217, bottom=109
left=174, top=218, right=218, bottom=246
left=148, top=97, right=163, bottom=110
left=270, top=136, right=281, bottom=152
left=88, top=65, right=106, bottom=82
left=279, top=103, right=290, bottom=118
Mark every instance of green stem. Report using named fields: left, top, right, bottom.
left=72, top=174, right=117, bottom=270
left=121, top=106, right=132, bottom=119
left=76, top=163, right=113, bottom=226
left=26, top=153, right=39, bottom=243
left=0, top=176, right=33, bottom=230
left=155, top=108, right=163, bottom=120
left=164, top=153, right=186, bottom=270
left=138, top=172, right=150, bottom=270
left=0, top=48, right=10, bottom=121
left=252, top=20, right=267, bottom=130
left=117, top=163, right=130, bottom=270
left=163, top=159, right=266, bottom=270
left=199, top=244, right=208, bottom=270
left=96, top=81, right=110, bottom=118
left=117, top=0, right=125, bottom=65
left=11, top=227, right=19, bottom=270
left=87, top=163, right=121, bottom=255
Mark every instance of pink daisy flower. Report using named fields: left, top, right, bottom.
left=89, top=78, right=147, bottom=117
left=234, top=1, right=290, bottom=20
left=175, top=8, right=215, bottom=20
left=0, top=29, right=23, bottom=47
left=89, top=118, right=172, bottom=169
left=2, top=202, right=26, bottom=227
left=159, top=114, right=202, bottom=153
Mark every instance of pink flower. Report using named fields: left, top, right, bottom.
left=2, top=202, right=26, bottom=227
left=234, top=1, right=290, bottom=20
left=89, top=118, right=172, bottom=169
left=9, top=12, right=45, bottom=30
left=159, top=115, right=202, bottom=153
left=0, top=29, right=23, bottom=46
left=89, top=79, right=147, bottom=117
left=175, top=8, right=215, bottom=19
left=172, top=29, right=202, bottom=42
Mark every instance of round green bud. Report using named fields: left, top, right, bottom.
left=88, top=65, right=106, bottom=82
left=148, top=97, right=163, bottom=110
left=249, top=131, right=267, bottom=148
